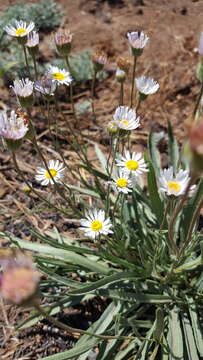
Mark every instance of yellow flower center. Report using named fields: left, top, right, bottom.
left=116, top=178, right=128, bottom=188
left=125, top=160, right=139, bottom=171
left=167, top=181, right=181, bottom=193
left=52, top=72, right=65, bottom=81
left=15, top=28, right=27, bottom=36
left=91, top=220, right=103, bottom=232
left=120, top=119, right=129, bottom=127
left=45, top=168, right=58, bottom=179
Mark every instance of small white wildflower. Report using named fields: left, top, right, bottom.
left=127, top=31, right=149, bottom=56
left=35, top=160, right=65, bottom=186
left=80, top=209, right=113, bottom=239
left=109, top=170, right=135, bottom=194
left=113, top=106, right=140, bottom=131
left=116, top=151, right=148, bottom=178
left=158, top=167, right=196, bottom=197
left=4, top=20, right=35, bottom=38
left=47, top=65, right=72, bottom=86
left=107, top=120, right=119, bottom=135
left=0, top=110, right=28, bottom=140
left=135, top=76, right=159, bottom=95
left=11, top=78, right=34, bottom=97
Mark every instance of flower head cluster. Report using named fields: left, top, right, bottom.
left=135, top=76, right=159, bottom=98
left=35, top=159, right=66, bottom=186
left=4, top=20, right=35, bottom=38
left=158, top=167, right=196, bottom=197
left=116, top=151, right=148, bottom=179
left=47, top=65, right=72, bottom=86
left=109, top=170, right=136, bottom=194
left=55, top=29, right=73, bottom=56
left=113, top=106, right=140, bottom=131
left=0, top=110, right=28, bottom=140
left=127, top=31, right=149, bottom=56
left=0, top=249, right=40, bottom=305
left=80, top=209, right=113, bottom=239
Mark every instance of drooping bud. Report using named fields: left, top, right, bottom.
left=184, top=122, right=203, bottom=174
left=0, top=249, right=40, bottom=305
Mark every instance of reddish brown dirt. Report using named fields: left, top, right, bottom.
left=0, top=0, right=203, bottom=358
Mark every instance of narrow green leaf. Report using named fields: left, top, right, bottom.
left=66, top=184, right=100, bottom=198
left=181, top=313, right=199, bottom=360
left=147, top=161, right=164, bottom=225
left=187, top=297, right=203, bottom=357
left=95, top=144, right=107, bottom=172
left=153, top=307, right=164, bottom=342
left=148, top=131, right=164, bottom=176
left=167, top=307, right=184, bottom=360
left=12, top=238, right=110, bottom=275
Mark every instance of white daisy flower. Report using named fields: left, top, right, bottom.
left=0, top=110, right=28, bottom=140
left=47, top=65, right=72, bottom=86
left=158, top=167, right=196, bottom=197
left=135, top=76, right=159, bottom=95
left=26, top=31, right=39, bottom=48
left=113, top=106, right=140, bottom=131
left=80, top=209, right=113, bottom=239
left=11, top=78, right=34, bottom=98
left=35, top=160, right=65, bottom=186
left=127, top=31, right=149, bottom=54
left=4, top=20, right=35, bottom=38
left=116, top=151, right=148, bottom=178
left=109, top=170, right=135, bottom=194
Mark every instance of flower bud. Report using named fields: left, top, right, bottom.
left=115, top=68, right=126, bottom=83
left=55, top=30, right=73, bottom=57
left=26, top=31, right=39, bottom=56
left=107, top=120, right=119, bottom=135
left=11, top=78, right=34, bottom=108
left=92, top=51, right=107, bottom=72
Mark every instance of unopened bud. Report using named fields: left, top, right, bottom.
left=55, top=30, right=73, bottom=57
left=92, top=51, right=107, bottom=72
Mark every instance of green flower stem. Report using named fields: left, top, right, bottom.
left=130, top=56, right=137, bottom=108
left=106, top=135, right=120, bottom=215
left=65, top=56, right=77, bottom=123
left=136, top=96, right=141, bottom=112
left=160, top=198, right=170, bottom=230
left=91, top=69, right=98, bottom=124
left=119, top=82, right=124, bottom=106
left=193, top=82, right=203, bottom=118
left=12, top=152, right=69, bottom=216
left=168, top=175, right=196, bottom=257
left=22, top=44, right=31, bottom=78
left=34, top=302, right=143, bottom=341
left=32, top=53, right=38, bottom=80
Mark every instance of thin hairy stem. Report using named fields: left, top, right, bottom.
left=34, top=302, right=144, bottom=341
left=130, top=56, right=137, bottom=108
left=193, top=82, right=203, bottom=118
left=22, top=45, right=31, bottom=77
